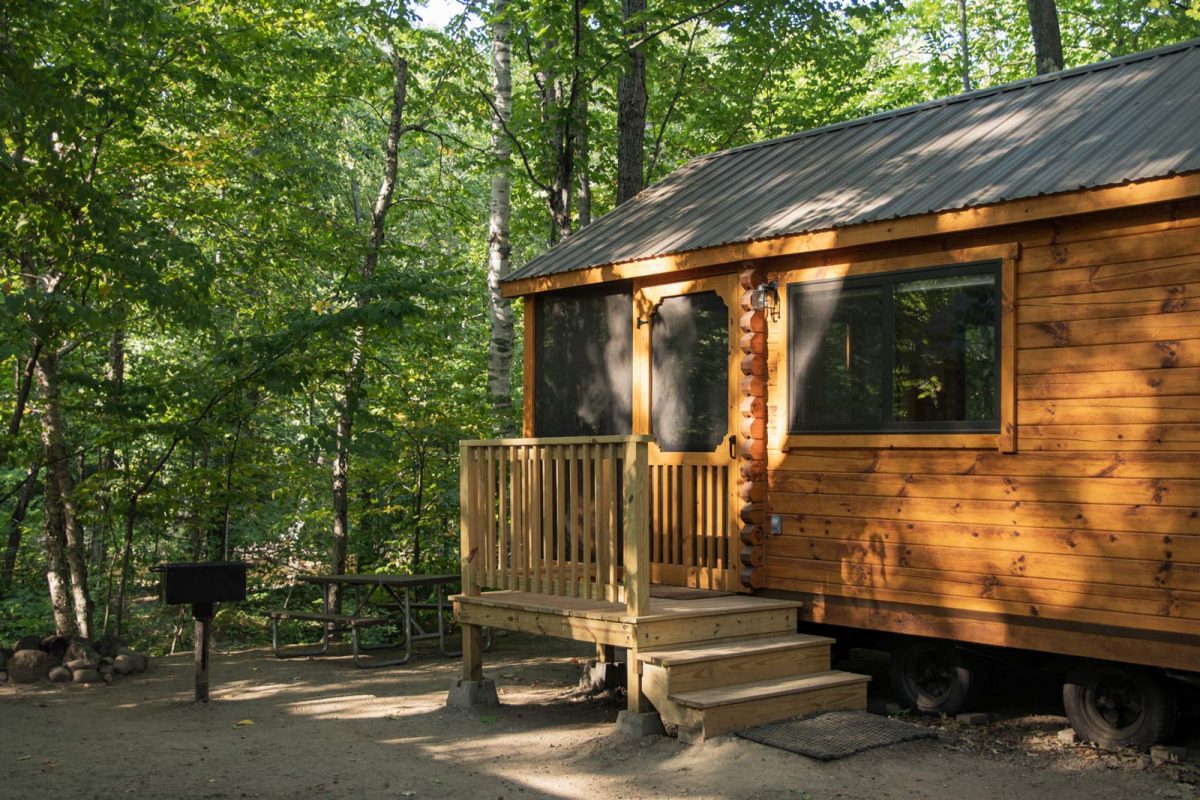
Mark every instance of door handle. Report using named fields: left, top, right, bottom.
left=728, top=435, right=737, bottom=458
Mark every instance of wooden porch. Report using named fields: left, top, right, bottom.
left=453, top=435, right=868, bottom=741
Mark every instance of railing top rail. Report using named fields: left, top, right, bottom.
left=460, top=434, right=655, bottom=447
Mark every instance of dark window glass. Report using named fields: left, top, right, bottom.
left=792, top=285, right=884, bottom=428
left=788, top=262, right=1000, bottom=434
left=651, top=291, right=729, bottom=452
left=534, top=286, right=633, bottom=437
left=893, top=273, right=997, bottom=424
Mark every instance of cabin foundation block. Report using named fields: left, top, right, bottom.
left=445, top=678, right=499, bottom=709
left=615, top=710, right=665, bottom=738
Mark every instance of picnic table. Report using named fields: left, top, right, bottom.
left=270, top=573, right=476, bottom=668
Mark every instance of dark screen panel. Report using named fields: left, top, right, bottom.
left=651, top=291, right=728, bottom=452
left=534, top=286, right=632, bottom=437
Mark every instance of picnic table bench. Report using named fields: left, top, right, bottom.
left=270, top=573, right=485, bottom=668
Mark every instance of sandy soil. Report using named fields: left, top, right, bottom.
left=1, top=632, right=1196, bottom=800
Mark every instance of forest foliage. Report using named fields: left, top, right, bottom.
left=2, top=0, right=1198, bottom=652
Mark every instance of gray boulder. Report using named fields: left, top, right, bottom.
left=94, top=634, right=125, bottom=659
left=64, top=640, right=100, bottom=669
left=13, top=635, right=44, bottom=653
left=48, top=666, right=72, bottom=683
left=7, top=649, right=59, bottom=682
left=41, top=635, right=70, bottom=659
left=72, top=668, right=101, bottom=684
left=112, top=655, right=136, bottom=675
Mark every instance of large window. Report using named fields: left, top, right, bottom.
left=788, top=261, right=1000, bottom=434
left=534, top=285, right=632, bottom=437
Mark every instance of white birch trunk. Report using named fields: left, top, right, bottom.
left=486, top=0, right=516, bottom=434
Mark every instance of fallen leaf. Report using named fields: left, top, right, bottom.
left=235, top=719, right=254, bottom=727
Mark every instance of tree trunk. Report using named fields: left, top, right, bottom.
left=94, top=329, right=124, bottom=569
left=958, top=0, right=972, bottom=92
left=575, top=87, right=591, bottom=227
left=330, top=51, right=409, bottom=613
left=35, top=349, right=91, bottom=638
left=487, top=0, right=516, bottom=435
left=616, top=0, right=647, bottom=205
left=114, top=496, right=137, bottom=638
left=1026, top=0, right=1064, bottom=74
left=3, top=468, right=38, bottom=587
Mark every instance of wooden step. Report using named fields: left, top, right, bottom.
left=667, top=670, right=870, bottom=741
left=638, top=634, right=833, bottom=692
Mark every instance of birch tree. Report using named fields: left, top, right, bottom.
left=486, top=0, right=516, bottom=434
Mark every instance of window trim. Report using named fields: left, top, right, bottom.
left=786, top=259, right=1004, bottom=437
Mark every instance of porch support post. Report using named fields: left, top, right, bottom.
left=622, top=437, right=650, bottom=617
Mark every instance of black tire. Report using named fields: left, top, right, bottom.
left=1062, top=661, right=1176, bottom=748
left=889, top=639, right=974, bottom=715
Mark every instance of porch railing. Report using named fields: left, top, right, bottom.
left=458, top=435, right=652, bottom=616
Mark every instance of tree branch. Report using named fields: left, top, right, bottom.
left=479, top=89, right=549, bottom=192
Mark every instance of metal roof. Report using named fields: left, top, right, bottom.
left=507, top=38, right=1200, bottom=284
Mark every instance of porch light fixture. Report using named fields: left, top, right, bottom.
left=751, top=279, right=779, bottom=321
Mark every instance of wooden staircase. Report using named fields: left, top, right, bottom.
left=639, top=631, right=870, bottom=742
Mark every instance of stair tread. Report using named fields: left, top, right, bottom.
left=669, top=670, right=870, bottom=710
left=638, top=634, right=833, bottom=667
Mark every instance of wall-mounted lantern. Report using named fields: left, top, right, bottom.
left=751, top=279, right=779, bottom=321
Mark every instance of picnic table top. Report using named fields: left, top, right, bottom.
left=297, top=573, right=460, bottom=588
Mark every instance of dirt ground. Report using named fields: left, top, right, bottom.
left=2, top=632, right=1197, bottom=800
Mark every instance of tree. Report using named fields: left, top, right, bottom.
left=486, top=0, right=517, bottom=434
left=1027, top=0, right=1065, bottom=73
left=617, top=0, right=648, bottom=204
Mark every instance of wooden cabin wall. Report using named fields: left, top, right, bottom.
left=761, top=199, right=1200, bottom=671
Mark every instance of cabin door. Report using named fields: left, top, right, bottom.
left=634, top=274, right=742, bottom=592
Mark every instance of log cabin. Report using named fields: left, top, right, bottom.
left=453, top=38, right=1200, bottom=747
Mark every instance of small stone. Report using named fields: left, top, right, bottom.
left=102, top=672, right=114, bottom=684
left=1152, top=745, right=1188, bottom=766
left=13, top=635, right=44, bottom=653
left=884, top=702, right=905, bottom=715
left=6, top=649, right=59, bottom=682
left=1055, top=728, right=1078, bottom=746
left=113, top=655, right=135, bottom=675
left=72, top=668, right=101, bottom=684
left=1134, top=755, right=1153, bottom=770
left=956, top=712, right=989, bottom=726
left=48, top=666, right=72, bottom=682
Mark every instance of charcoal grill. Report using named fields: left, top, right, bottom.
left=153, top=561, right=247, bottom=702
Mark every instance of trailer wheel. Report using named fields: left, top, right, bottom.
left=889, top=640, right=973, bottom=715
left=1062, top=662, right=1176, bottom=748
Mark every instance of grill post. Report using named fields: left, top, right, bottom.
left=193, top=602, right=215, bottom=703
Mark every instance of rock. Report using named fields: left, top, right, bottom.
left=1152, top=745, right=1188, bottom=766
left=956, top=712, right=989, bottom=726
left=13, top=635, right=44, bottom=653
left=93, top=635, right=125, bottom=659
left=73, top=668, right=101, bottom=684
left=113, top=655, right=136, bottom=675
left=136, top=653, right=150, bottom=672
left=41, top=635, right=70, bottom=659
left=64, top=640, right=100, bottom=669
left=100, top=656, right=115, bottom=666
left=0, top=649, right=6, bottom=670
left=1055, top=728, right=1078, bottom=746
left=103, top=672, right=114, bottom=684
left=48, top=666, right=72, bottom=683
left=0, top=670, right=7, bottom=683
left=7, top=649, right=60, bottom=682
left=118, top=647, right=148, bottom=672
left=98, top=663, right=114, bottom=677
left=884, top=702, right=905, bottom=715
left=64, top=659, right=89, bottom=671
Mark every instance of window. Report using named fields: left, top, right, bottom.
left=534, top=285, right=632, bottom=437
left=788, top=261, right=1000, bottom=434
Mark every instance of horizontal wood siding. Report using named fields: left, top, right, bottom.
left=763, top=202, right=1200, bottom=670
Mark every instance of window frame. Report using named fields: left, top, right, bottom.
left=787, top=259, right=1003, bottom=436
